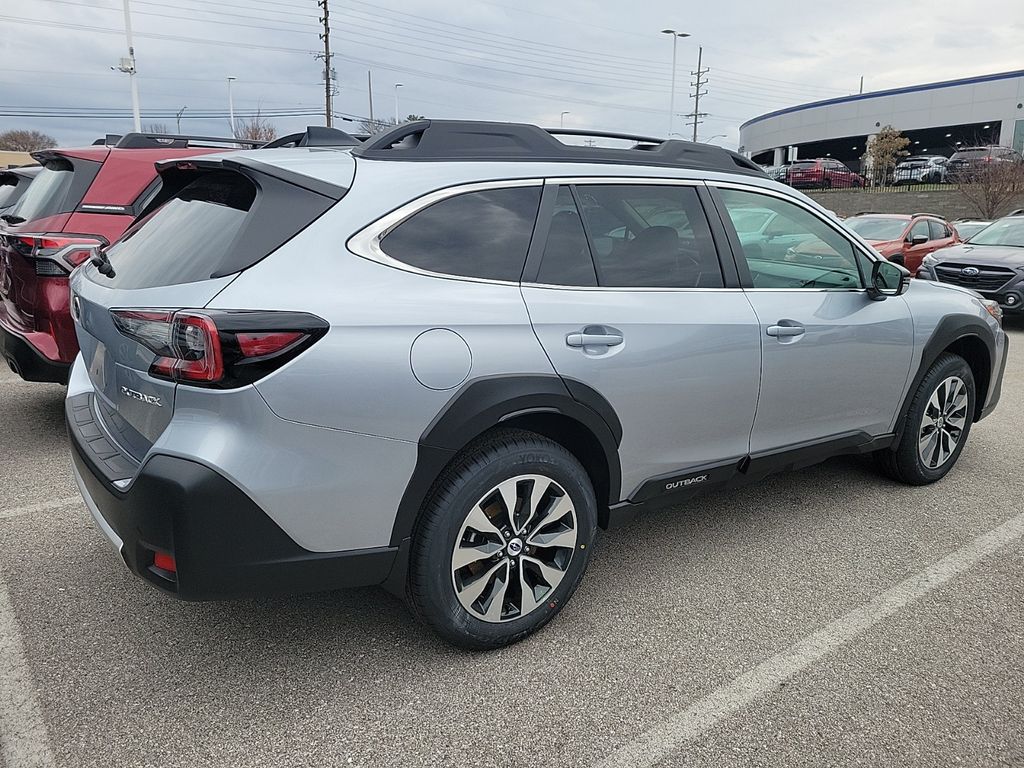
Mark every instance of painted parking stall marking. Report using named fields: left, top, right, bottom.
left=597, top=509, right=1024, bottom=768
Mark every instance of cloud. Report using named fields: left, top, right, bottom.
left=1, top=0, right=1019, bottom=148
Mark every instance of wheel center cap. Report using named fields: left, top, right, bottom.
left=507, top=538, right=523, bottom=556
left=936, top=417, right=945, bottom=428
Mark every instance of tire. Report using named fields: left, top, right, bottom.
left=407, top=428, right=598, bottom=650
left=875, top=353, right=975, bottom=485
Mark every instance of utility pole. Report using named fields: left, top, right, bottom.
left=367, top=70, right=374, bottom=127
left=317, top=0, right=334, bottom=127
left=685, top=46, right=709, bottom=143
left=117, top=0, right=141, bottom=131
left=859, top=75, right=864, bottom=94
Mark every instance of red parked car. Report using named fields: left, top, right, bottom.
left=787, top=158, right=864, bottom=189
left=0, top=133, right=257, bottom=383
left=843, top=213, right=960, bottom=273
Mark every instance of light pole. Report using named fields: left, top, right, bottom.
left=394, top=83, right=404, bottom=124
left=227, top=76, right=237, bottom=137
left=119, top=0, right=141, bottom=132
left=175, top=105, right=187, bottom=133
left=560, top=111, right=570, bottom=128
left=661, top=29, right=690, bottom=138
left=701, top=133, right=727, bottom=144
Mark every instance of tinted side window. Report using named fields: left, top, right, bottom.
left=9, top=160, right=74, bottom=222
left=928, top=220, right=949, bottom=240
left=381, top=186, right=541, bottom=281
left=536, top=187, right=597, bottom=286
left=573, top=184, right=723, bottom=288
left=910, top=220, right=929, bottom=241
left=718, top=188, right=863, bottom=290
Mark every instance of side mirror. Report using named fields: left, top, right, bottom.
left=908, top=234, right=928, bottom=246
left=867, top=259, right=911, bottom=301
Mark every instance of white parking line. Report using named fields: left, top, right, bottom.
left=0, top=570, right=57, bottom=768
left=0, top=497, right=81, bottom=521
left=596, top=510, right=1024, bottom=768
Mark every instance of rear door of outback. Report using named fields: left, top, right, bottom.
left=70, top=154, right=349, bottom=476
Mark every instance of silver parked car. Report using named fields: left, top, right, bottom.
left=67, top=121, right=1008, bottom=649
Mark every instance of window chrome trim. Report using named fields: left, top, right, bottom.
left=707, top=179, right=884, bottom=268
left=522, top=283, right=744, bottom=292
left=346, top=178, right=544, bottom=286
left=543, top=176, right=704, bottom=187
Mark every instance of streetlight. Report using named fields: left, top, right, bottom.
left=701, top=133, right=727, bottom=144
left=175, top=105, right=187, bottom=133
left=114, top=0, right=141, bottom=132
left=661, top=29, right=690, bottom=138
left=394, top=83, right=404, bottom=124
left=560, top=111, right=570, bottom=128
left=226, top=76, right=237, bottom=137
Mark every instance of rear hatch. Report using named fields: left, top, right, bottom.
left=0, top=153, right=102, bottom=329
left=71, top=155, right=348, bottom=461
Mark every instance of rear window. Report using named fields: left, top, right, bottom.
left=8, top=159, right=78, bottom=222
left=0, top=175, right=23, bottom=209
left=103, top=172, right=256, bottom=288
left=99, top=169, right=337, bottom=290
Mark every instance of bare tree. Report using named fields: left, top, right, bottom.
left=861, top=125, right=910, bottom=187
left=235, top=110, right=277, bottom=142
left=0, top=129, right=57, bottom=152
left=957, top=161, right=1024, bottom=219
left=141, top=122, right=170, bottom=134
left=357, top=114, right=426, bottom=135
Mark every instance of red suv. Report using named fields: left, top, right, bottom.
left=0, top=133, right=256, bottom=383
left=787, top=158, right=864, bottom=189
left=843, top=213, right=960, bottom=273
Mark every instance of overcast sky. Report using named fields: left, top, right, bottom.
left=1, top=0, right=1022, bottom=149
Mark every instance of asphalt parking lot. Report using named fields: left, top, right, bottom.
left=1, top=320, right=1022, bottom=768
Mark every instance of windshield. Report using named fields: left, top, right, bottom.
left=967, top=217, right=1024, bottom=247
left=957, top=222, right=990, bottom=240
left=844, top=217, right=907, bottom=241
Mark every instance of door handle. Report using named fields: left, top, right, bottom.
left=566, top=331, right=623, bottom=348
left=766, top=324, right=805, bottom=338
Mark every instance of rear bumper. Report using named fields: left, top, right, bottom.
left=67, top=393, right=399, bottom=600
left=0, top=322, right=69, bottom=383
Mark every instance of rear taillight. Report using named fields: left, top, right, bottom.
left=110, top=309, right=328, bottom=388
left=12, top=234, right=106, bottom=275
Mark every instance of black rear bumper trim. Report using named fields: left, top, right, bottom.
left=1, top=325, right=69, bottom=384
left=67, top=399, right=397, bottom=600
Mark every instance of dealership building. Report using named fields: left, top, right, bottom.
left=739, top=69, right=1024, bottom=170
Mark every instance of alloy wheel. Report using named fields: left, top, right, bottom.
left=918, top=375, right=969, bottom=469
left=451, top=474, right=578, bottom=623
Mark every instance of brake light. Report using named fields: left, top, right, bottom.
left=13, top=234, right=106, bottom=275
left=110, top=309, right=328, bottom=388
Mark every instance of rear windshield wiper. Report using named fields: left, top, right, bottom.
left=0, top=213, right=25, bottom=225
left=91, top=248, right=116, bottom=278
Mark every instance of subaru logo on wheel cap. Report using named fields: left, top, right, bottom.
left=960, top=266, right=980, bottom=277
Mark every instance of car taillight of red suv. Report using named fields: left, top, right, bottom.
left=0, top=133, right=259, bottom=384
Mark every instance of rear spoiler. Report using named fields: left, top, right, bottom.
left=141, top=156, right=348, bottom=222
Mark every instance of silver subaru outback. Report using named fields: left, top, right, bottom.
left=67, top=121, right=1008, bottom=649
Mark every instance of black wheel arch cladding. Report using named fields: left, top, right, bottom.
left=388, top=374, right=622, bottom=548
left=895, top=313, right=995, bottom=441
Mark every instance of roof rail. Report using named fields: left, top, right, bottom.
left=912, top=212, right=946, bottom=219
left=114, top=132, right=263, bottom=149
left=1008, top=208, right=1024, bottom=216
left=261, top=126, right=361, bottom=149
left=851, top=211, right=883, bottom=216
left=350, top=120, right=765, bottom=176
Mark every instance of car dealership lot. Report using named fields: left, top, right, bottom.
left=1, top=322, right=1022, bottom=768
